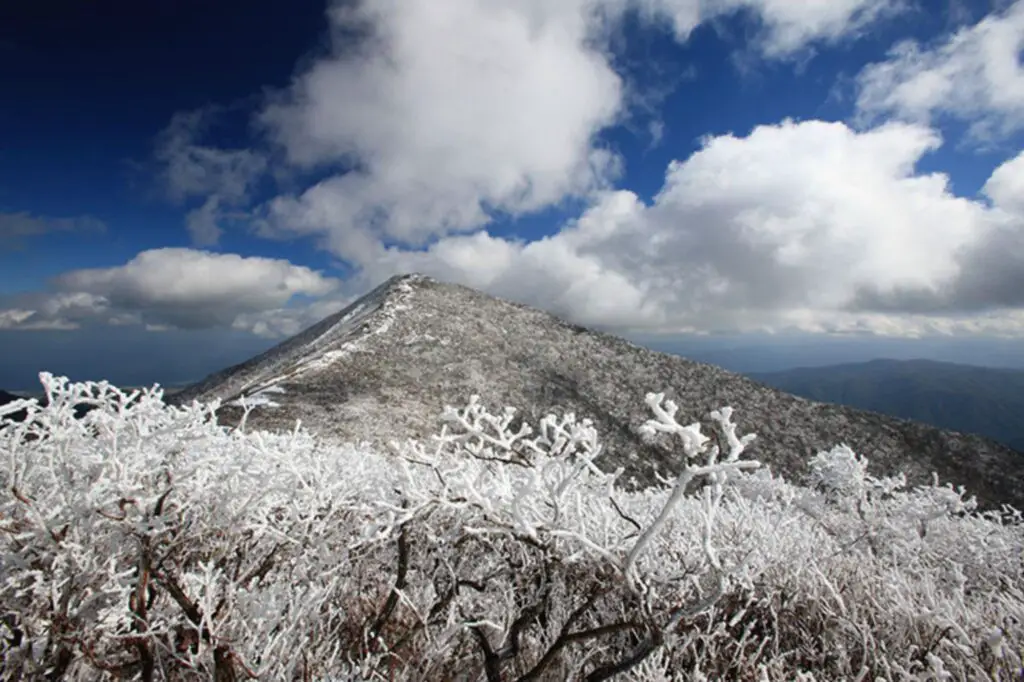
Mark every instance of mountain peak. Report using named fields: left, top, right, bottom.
left=170, top=276, right=1024, bottom=509
left=170, top=272, right=430, bottom=406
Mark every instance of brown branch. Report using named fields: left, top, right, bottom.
left=153, top=488, right=173, bottom=517
left=44, top=579, right=76, bottom=681
left=585, top=571, right=728, bottom=681
left=466, top=563, right=554, bottom=681
left=153, top=569, right=203, bottom=626
left=77, top=637, right=144, bottom=676
left=239, top=543, right=282, bottom=588
left=516, top=579, right=649, bottom=682
left=468, top=451, right=535, bottom=469
left=10, top=486, right=68, bottom=544
left=494, top=596, right=545, bottom=662
left=583, top=625, right=661, bottom=682
left=518, top=620, right=646, bottom=682
left=153, top=568, right=250, bottom=680
left=472, top=625, right=504, bottom=682
left=11, top=486, right=33, bottom=505
left=368, top=520, right=411, bottom=650
left=214, top=645, right=238, bottom=682
left=516, top=587, right=603, bottom=681
left=609, top=496, right=642, bottom=533
left=129, top=538, right=155, bottom=682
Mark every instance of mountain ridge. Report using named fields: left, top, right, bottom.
left=169, top=274, right=1024, bottom=509
left=171, top=274, right=413, bottom=405
left=751, top=358, right=1024, bottom=452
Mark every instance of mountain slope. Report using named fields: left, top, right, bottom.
left=750, top=359, right=1024, bottom=452
left=170, top=274, right=1024, bottom=509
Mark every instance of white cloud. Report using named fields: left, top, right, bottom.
left=849, top=148, right=1024, bottom=315
left=856, top=0, right=1024, bottom=140
left=740, top=0, right=901, bottom=56
left=0, top=293, right=110, bottom=331
left=111, top=0, right=920, bottom=339
left=645, top=0, right=900, bottom=57
left=984, top=147, right=1024, bottom=212
left=257, top=0, right=625, bottom=262
left=0, top=309, right=35, bottom=329
left=18, top=120, right=1016, bottom=341
left=231, top=295, right=360, bottom=338
left=0, top=249, right=340, bottom=332
left=358, top=120, right=1024, bottom=338
left=156, top=108, right=267, bottom=246
left=250, top=0, right=902, bottom=264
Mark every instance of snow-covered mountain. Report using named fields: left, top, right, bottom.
left=169, top=273, right=1024, bottom=509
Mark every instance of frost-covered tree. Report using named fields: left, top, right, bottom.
left=1, top=374, right=1022, bottom=681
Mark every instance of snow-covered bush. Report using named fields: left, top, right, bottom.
left=1, top=374, right=1022, bottom=681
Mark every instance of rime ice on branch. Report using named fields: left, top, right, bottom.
left=1, top=374, right=1021, bottom=681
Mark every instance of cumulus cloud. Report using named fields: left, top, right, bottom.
left=356, top=119, right=1024, bottom=337
left=0, top=212, right=106, bottom=250
left=247, top=0, right=902, bottom=263
left=0, top=249, right=340, bottom=332
left=0, top=292, right=110, bottom=331
left=856, top=0, right=1024, bottom=140
left=256, top=0, right=625, bottom=263
left=156, top=108, right=267, bottom=245
left=851, top=149, right=1024, bottom=314
left=983, top=146, right=1024, bottom=213
left=18, top=116, right=1016, bottom=340
left=123, top=0, right=916, bottom=338
left=0, top=309, right=41, bottom=330
left=231, top=295, right=361, bottom=338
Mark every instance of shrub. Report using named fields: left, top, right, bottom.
left=1, top=375, right=1021, bottom=680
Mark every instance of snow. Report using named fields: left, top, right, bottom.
left=169, top=274, right=423, bottom=406
left=228, top=384, right=287, bottom=409
left=170, top=273, right=1024, bottom=512
left=3, top=373, right=1023, bottom=679
left=10, top=272, right=1023, bottom=677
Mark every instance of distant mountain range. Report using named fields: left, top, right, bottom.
left=166, top=274, right=1024, bottom=510
left=749, top=358, right=1024, bottom=453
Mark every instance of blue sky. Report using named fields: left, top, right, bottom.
left=2, top=0, right=1024, bottom=390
